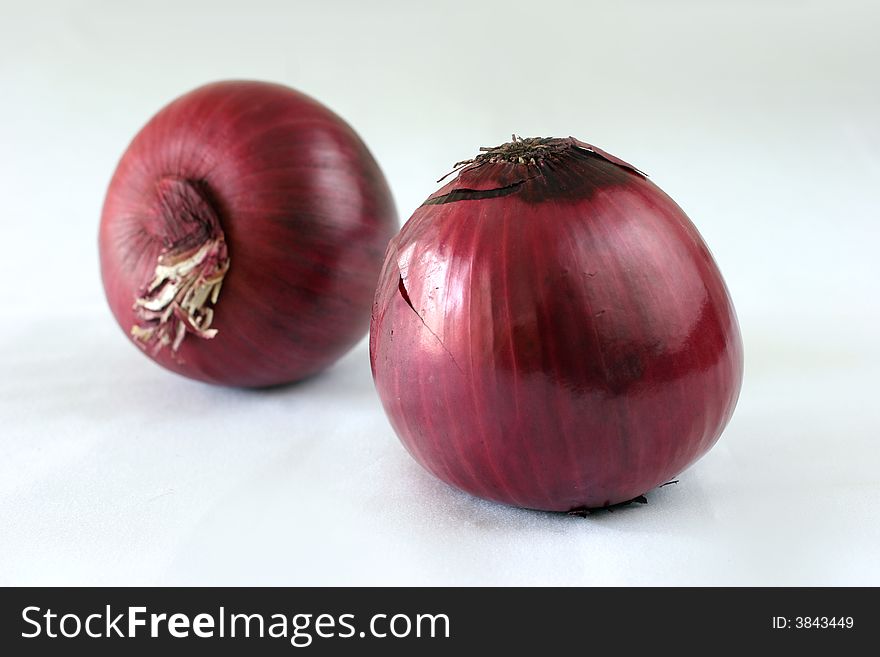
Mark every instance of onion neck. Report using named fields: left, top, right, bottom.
left=454, top=135, right=571, bottom=168
left=442, top=135, right=645, bottom=181
left=130, top=177, right=230, bottom=356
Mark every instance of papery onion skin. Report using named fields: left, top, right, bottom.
left=100, top=80, right=397, bottom=387
left=370, top=137, right=743, bottom=511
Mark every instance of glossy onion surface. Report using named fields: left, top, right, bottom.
left=101, top=81, right=397, bottom=386
left=370, top=138, right=743, bottom=511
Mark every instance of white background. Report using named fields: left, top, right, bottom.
left=1, top=0, right=878, bottom=585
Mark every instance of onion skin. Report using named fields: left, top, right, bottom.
left=370, top=138, right=743, bottom=511
left=100, top=81, right=397, bottom=387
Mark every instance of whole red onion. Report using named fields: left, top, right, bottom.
left=370, top=137, right=743, bottom=511
left=100, top=80, right=397, bottom=386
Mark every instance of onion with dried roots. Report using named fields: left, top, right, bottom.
left=100, top=80, right=397, bottom=386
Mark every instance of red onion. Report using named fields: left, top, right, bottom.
left=370, top=137, right=743, bottom=511
left=100, top=81, right=397, bottom=386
